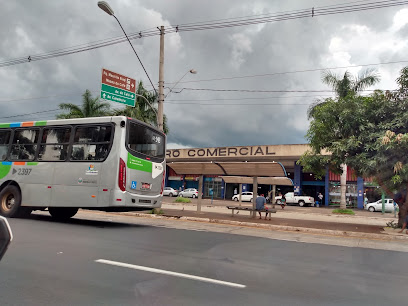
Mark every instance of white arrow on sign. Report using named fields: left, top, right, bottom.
left=103, top=93, right=106, bottom=98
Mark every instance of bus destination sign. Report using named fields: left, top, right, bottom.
left=101, top=68, right=136, bottom=107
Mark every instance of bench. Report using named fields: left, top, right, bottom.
left=227, top=206, right=277, bottom=220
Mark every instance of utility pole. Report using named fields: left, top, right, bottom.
left=158, top=25, right=165, bottom=132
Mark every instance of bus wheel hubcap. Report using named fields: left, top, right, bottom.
left=1, top=193, right=15, bottom=211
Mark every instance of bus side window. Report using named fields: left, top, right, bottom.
left=10, top=129, right=39, bottom=161
left=0, top=130, right=11, bottom=161
left=70, top=125, right=112, bottom=161
left=38, top=127, right=71, bottom=161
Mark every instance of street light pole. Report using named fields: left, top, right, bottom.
left=97, top=1, right=159, bottom=111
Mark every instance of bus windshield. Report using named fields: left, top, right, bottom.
left=127, top=121, right=165, bottom=159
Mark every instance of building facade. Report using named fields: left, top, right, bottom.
left=165, top=144, right=377, bottom=208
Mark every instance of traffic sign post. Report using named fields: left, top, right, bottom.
left=101, top=68, right=136, bottom=107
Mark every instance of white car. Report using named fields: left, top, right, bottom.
left=365, top=199, right=396, bottom=212
left=275, top=192, right=315, bottom=207
left=163, top=187, right=178, bottom=197
left=179, top=188, right=199, bottom=198
left=232, top=192, right=254, bottom=202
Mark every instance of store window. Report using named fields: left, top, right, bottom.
left=204, top=178, right=223, bottom=198
left=329, top=182, right=358, bottom=207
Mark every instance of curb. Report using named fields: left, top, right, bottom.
left=161, top=203, right=395, bottom=222
left=118, top=211, right=408, bottom=242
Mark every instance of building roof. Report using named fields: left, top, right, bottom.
left=167, top=161, right=287, bottom=177
left=220, top=176, right=293, bottom=186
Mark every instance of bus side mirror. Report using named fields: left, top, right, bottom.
left=0, top=216, right=12, bottom=261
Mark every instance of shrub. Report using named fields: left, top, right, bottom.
left=332, top=209, right=355, bottom=215
left=175, top=197, right=191, bottom=203
left=386, top=220, right=400, bottom=229
left=151, top=208, right=164, bottom=215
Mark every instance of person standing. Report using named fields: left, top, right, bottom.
left=255, top=194, right=267, bottom=220
left=318, top=192, right=323, bottom=206
left=278, top=192, right=286, bottom=209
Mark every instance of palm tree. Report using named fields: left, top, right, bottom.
left=56, top=89, right=111, bottom=119
left=113, top=81, right=169, bottom=134
left=322, top=68, right=380, bottom=98
left=315, top=68, right=380, bottom=209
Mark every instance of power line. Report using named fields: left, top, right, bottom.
left=165, top=102, right=313, bottom=106
left=0, top=93, right=83, bottom=103
left=0, top=0, right=407, bottom=68
left=0, top=108, right=62, bottom=120
left=165, top=60, right=408, bottom=85
left=169, top=0, right=408, bottom=32
left=166, top=94, right=334, bottom=102
left=168, top=87, right=385, bottom=93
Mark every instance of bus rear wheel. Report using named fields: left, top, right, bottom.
left=49, top=207, right=78, bottom=220
left=0, top=185, right=31, bottom=218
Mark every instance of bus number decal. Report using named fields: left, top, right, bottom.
left=17, top=168, right=32, bottom=175
left=152, top=135, right=161, bottom=144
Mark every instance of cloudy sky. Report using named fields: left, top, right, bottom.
left=1, top=0, right=408, bottom=149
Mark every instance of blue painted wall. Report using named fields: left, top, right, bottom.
left=325, top=165, right=329, bottom=206
left=357, top=177, right=364, bottom=209
left=294, top=163, right=302, bottom=195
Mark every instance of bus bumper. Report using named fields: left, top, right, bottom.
left=112, top=190, right=162, bottom=210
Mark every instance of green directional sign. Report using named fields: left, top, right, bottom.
left=101, top=84, right=136, bottom=107
left=101, top=68, right=137, bottom=107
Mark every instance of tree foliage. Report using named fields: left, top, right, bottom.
left=322, top=68, right=380, bottom=98
left=305, top=68, right=380, bottom=209
left=112, top=82, right=169, bottom=134
left=57, top=89, right=111, bottom=119
left=56, top=84, right=169, bottom=134
left=300, top=67, right=408, bottom=224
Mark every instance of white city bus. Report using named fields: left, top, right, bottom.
left=0, top=116, right=166, bottom=219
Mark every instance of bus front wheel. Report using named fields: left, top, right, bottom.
left=49, top=207, right=78, bottom=220
left=0, top=185, right=31, bottom=218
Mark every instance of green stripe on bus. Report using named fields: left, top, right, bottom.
left=127, top=153, right=152, bottom=173
left=27, top=162, right=39, bottom=166
left=0, top=123, right=10, bottom=128
left=0, top=164, right=11, bottom=179
left=34, top=121, right=47, bottom=126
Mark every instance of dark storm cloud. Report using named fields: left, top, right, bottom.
left=1, top=0, right=408, bottom=148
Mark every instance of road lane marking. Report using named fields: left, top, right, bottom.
left=95, top=259, right=246, bottom=289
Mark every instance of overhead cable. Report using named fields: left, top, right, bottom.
left=0, top=0, right=407, bottom=68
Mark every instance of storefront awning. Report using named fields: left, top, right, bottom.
left=220, top=176, right=293, bottom=186
left=167, top=161, right=287, bottom=177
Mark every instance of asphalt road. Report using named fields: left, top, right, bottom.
left=0, top=212, right=407, bottom=306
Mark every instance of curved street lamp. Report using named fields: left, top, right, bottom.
left=165, top=69, right=197, bottom=98
left=97, top=1, right=156, bottom=95
left=98, top=1, right=160, bottom=127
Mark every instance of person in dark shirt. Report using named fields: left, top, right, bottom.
left=255, top=194, right=267, bottom=219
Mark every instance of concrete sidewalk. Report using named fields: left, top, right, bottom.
left=144, top=198, right=408, bottom=241
left=162, top=201, right=395, bottom=227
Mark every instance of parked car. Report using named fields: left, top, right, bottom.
left=179, top=188, right=199, bottom=198
left=275, top=192, right=315, bottom=207
left=365, top=198, right=396, bottom=212
left=232, top=192, right=254, bottom=202
left=163, top=187, right=179, bottom=197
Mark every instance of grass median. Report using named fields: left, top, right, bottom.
left=332, top=209, right=355, bottom=215
left=175, top=197, right=192, bottom=203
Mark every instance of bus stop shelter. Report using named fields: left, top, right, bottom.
left=167, top=162, right=292, bottom=216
